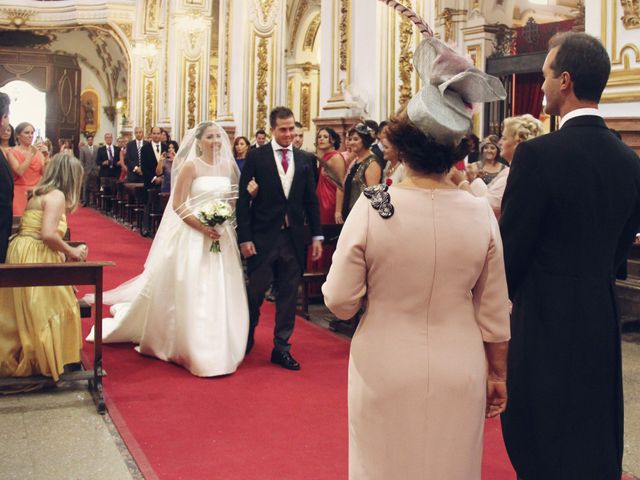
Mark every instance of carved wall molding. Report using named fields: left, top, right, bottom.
left=145, top=0, right=160, bottom=33
left=251, top=0, right=280, bottom=33
left=187, top=62, right=197, bottom=129
left=255, top=36, right=269, bottom=131
left=621, top=0, right=640, bottom=29
left=144, top=76, right=156, bottom=134
left=218, top=0, right=232, bottom=119
left=300, top=81, right=311, bottom=128
left=303, top=13, right=321, bottom=51
left=339, top=0, right=350, bottom=72
left=397, top=0, right=414, bottom=107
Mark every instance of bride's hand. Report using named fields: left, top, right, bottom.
left=202, top=226, right=221, bottom=240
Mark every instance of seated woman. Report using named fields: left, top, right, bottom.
left=451, top=114, right=544, bottom=218
left=341, top=123, right=382, bottom=221
left=0, top=153, right=87, bottom=384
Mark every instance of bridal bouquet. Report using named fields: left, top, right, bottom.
left=197, top=200, right=234, bottom=253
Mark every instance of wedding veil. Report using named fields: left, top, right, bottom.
left=85, top=121, right=240, bottom=306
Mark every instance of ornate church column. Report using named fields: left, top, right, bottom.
left=217, top=0, right=286, bottom=140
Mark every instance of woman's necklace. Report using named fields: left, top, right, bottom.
left=386, top=162, right=399, bottom=177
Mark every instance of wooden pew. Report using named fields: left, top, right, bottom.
left=297, top=224, right=342, bottom=320
left=0, top=261, right=114, bottom=414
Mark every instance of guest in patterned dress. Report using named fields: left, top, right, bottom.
left=341, top=123, right=382, bottom=221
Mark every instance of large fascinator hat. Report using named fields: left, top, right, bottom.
left=379, top=1, right=507, bottom=145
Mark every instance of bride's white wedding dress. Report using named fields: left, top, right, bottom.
left=88, top=175, right=249, bottom=377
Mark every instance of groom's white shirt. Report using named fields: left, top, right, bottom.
left=271, top=139, right=295, bottom=198
left=559, top=108, right=602, bottom=129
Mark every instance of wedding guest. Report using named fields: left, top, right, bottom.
left=117, top=136, right=128, bottom=181
left=233, top=136, right=250, bottom=170
left=364, top=119, right=385, bottom=170
left=466, top=133, right=480, bottom=163
left=472, top=136, right=506, bottom=185
left=124, top=126, right=147, bottom=182
left=0, top=93, right=12, bottom=263
left=251, top=129, right=268, bottom=149
left=79, top=134, right=98, bottom=206
left=323, top=32, right=509, bottom=479
left=379, top=125, right=406, bottom=186
left=0, top=123, right=15, bottom=156
left=341, top=123, right=382, bottom=220
left=451, top=114, right=544, bottom=219
left=160, top=129, right=178, bottom=150
left=159, top=141, right=176, bottom=193
left=7, top=122, right=46, bottom=216
left=293, top=121, right=305, bottom=150
left=500, top=32, right=640, bottom=480
left=96, top=132, right=121, bottom=180
left=315, top=127, right=346, bottom=224
left=0, top=153, right=87, bottom=386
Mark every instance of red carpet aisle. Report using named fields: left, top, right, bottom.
left=69, top=206, right=515, bottom=480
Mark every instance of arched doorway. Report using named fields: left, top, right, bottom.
left=0, top=80, right=47, bottom=140
left=0, top=48, right=81, bottom=152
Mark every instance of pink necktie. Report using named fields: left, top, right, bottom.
left=280, top=148, right=288, bottom=173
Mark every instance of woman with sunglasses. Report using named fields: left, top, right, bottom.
left=340, top=123, right=382, bottom=222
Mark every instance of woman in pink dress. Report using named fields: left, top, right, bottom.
left=7, top=122, right=46, bottom=216
left=323, top=13, right=510, bottom=476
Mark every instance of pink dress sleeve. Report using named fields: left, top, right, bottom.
left=321, top=196, right=369, bottom=319
left=471, top=202, right=511, bottom=343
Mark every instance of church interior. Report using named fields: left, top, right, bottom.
left=1, top=0, right=639, bottom=479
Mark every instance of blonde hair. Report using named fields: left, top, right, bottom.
left=33, top=153, right=84, bottom=210
left=503, top=114, right=545, bottom=144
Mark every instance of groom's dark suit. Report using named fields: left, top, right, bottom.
left=500, top=115, right=640, bottom=479
left=0, top=149, right=13, bottom=262
left=237, top=141, right=322, bottom=352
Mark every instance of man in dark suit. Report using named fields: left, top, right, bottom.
left=0, top=92, right=12, bottom=263
left=96, top=132, right=121, bottom=179
left=237, top=107, right=323, bottom=370
left=500, top=32, right=640, bottom=480
left=79, top=134, right=98, bottom=206
left=124, top=126, right=148, bottom=182
left=139, top=126, right=167, bottom=235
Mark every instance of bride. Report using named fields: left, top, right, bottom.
left=86, top=121, right=249, bottom=377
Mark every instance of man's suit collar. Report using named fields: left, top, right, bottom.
left=559, top=107, right=602, bottom=128
left=560, top=115, right=607, bottom=130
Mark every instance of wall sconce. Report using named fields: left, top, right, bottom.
left=175, top=14, right=209, bottom=33
left=131, top=41, right=158, bottom=58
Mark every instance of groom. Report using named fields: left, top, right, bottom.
left=237, top=106, right=323, bottom=370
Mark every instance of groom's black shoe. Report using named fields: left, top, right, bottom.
left=270, top=349, right=300, bottom=370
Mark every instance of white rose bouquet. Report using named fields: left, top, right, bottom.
left=197, top=200, right=234, bottom=253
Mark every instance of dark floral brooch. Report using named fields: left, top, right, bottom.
left=363, top=184, right=394, bottom=219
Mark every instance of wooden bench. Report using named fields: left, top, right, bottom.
left=297, top=224, right=342, bottom=320
left=0, top=261, right=114, bottom=414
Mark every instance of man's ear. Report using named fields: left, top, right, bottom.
left=559, top=71, right=572, bottom=93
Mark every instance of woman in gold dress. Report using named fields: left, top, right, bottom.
left=0, top=153, right=88, bottom=383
